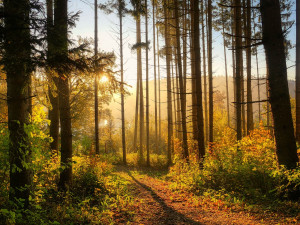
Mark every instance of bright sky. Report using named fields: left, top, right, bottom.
left=69, top=0, right=297, bottom=89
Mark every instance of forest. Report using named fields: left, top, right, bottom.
left=0, top=0, right=299, bottom=224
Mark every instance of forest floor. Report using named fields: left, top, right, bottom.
left=113, top=165, right=299, bottom=225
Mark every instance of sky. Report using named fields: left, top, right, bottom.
left=69, top=0, right=297, bottom=88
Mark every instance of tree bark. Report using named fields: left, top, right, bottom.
left=163, top=0, right=173, bottom=166
left=260, top=0, right=299, bottom=169
left=221, top=7, right=230, bottom=127
left=119, top=0, right=126, bottom=164
left=145, top=0, right=150, bottom=167
left=207, top=0, right=213, bottom=144
left=152, top=0, right=158, bottom=154
left=137, top=7, right=144, bottom=164
left=234, top=0, right=242, bottom=141
left=94, top=0, right=100, bottom=155
left=47, top=0, right=60, bottom=153
left=192, top=0, right=205, bottom=161
left=296, top=0, right=300, bottom=143
left=4, top=0, right=32, bottom=207
left=201, top=1, right=208, bottom=142
left=54, top=0, right=73, bottom=189
left=246, top=0, right=253, bottom=133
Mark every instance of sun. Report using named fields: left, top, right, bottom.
left=100, top=75, right=108, bottom=83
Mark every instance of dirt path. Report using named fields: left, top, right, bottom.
left=115, top=167, right=298, bottom=225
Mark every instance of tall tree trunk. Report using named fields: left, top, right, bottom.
left=234, top=0, right=242, bottom=141
left=183, top=0, right=188, bottom=96
left=119, top=0, right=126, bottom=164
left=296, top=0, right=300, bottom=143
left=253, top=21, right=261, bottom=123
left=174, top=0, right=188, bottom=160
left=133, top=73, right=139, bottom=152
left=47, top=0, right=60, bottom=152
left=207, top=0, right=213, bottom=143
left=260, top=0, right=299, bottom=169
left=221, top=7, right=230, bottom=127
left=192, top=0, right=205, bottom=161
left=152, top=0, right=158, bottom=154
left=4, top=0, right=32, bottom=207
left=241, top=0, right=246, bottom=137
left=94, top=0, right=100, bottom=155
left=190, top=0, right=198, bottom=141
left=201, top=1, right=208, bottom=141
left=171, top=58, right=178, bottom=138
left=55, top=0, right=73, bottom=189
left=137, top=9, right=144, bottom=164
left=246, top=0, right=253, bottom=133
left=145, top=0, right=150, bottom=167
left=163, top=0, right=173, bottom=166
left=157, top=23, right=161, bottom=153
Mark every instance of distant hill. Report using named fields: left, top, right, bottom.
left=109, top=76, right=295, bottom=125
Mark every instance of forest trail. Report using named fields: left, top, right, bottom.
left=113, top=166, right=291, bottom=225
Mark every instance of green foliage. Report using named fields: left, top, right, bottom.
left=168, top=125, right=300, bottom=215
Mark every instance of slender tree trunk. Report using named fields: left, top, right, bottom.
left=201, top=1, right=208, bottom=141
left=47, top=0, right=60, bottom=152
left=183, top=0, right=188, bottom=95
left=260, top=0, right=299, bottom=169
left=296, top=0, right=300, bottom=143
left=192, top=0, right=205, bottom=161
left=190, top=0, right=198, bottom=141
left=171, top=58, right=178, bottom=138
left=234, top=0, right=242, bottom=141
left=232, top=1, right=236, bottom=106
left=55, top=0, right=73, bottom=189
left=221, top=7, right=230, bottom=127
left=256, top=48, right=261, bottom=122
left=241, top=0, right=246, bottom=136
left=5, top=0, right=32, bottom=207
left=145, top=0, right=150, bottom=166
left=207, top=0, right=213, bottom=143
left=157, top=23, right=161, bottom=153
left=137, top=10, right=144, bottom=164
left=246, top=0, right=253, bottom=133
left=163, top=0, right=173, bottom=166
left=174, top=0, right=188, bottom=160
left=133, top=73, right=139, bottom=152
left=94, top=0, right=100, bottom=155
left=119, top=0, right=126, bottom=164
left=152, top=0, right=158, bottom=154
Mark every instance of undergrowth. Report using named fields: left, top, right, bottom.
left=167, top=126, right=300, bottom=217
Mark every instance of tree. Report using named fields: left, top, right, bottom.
left=130, top=0, right=144, bottom=164
left=99, top=0, right=128, bottom=164
left=245, top=0, right=253, bottom=134
left=174, top=0, right=188, bottom=160
left=119, top=0, right=127, bottom=165
left=94, top=0, right=100, bottom=155
left=207, top=0, right=213, bottom=144
left=4, top=0, right=32, bottom=207
left=145, top=0, right=150, bottom=167
left=191, top=0, right=205, bottom=161
left=152, top=0, right=158, bottom=156
left=296, top=0, right=300, bottom=143
left=54, top=0, right=73, bottom=189
left=260, top=0, right=299, bottom=169
left=47, top=0, right=60, bottom=152
left=234, top=0, right=242, bottom=141
left=163, top=0, right=173, bottom=166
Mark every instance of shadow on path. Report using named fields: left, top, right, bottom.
left=127, top=170, right=203, bottom=225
